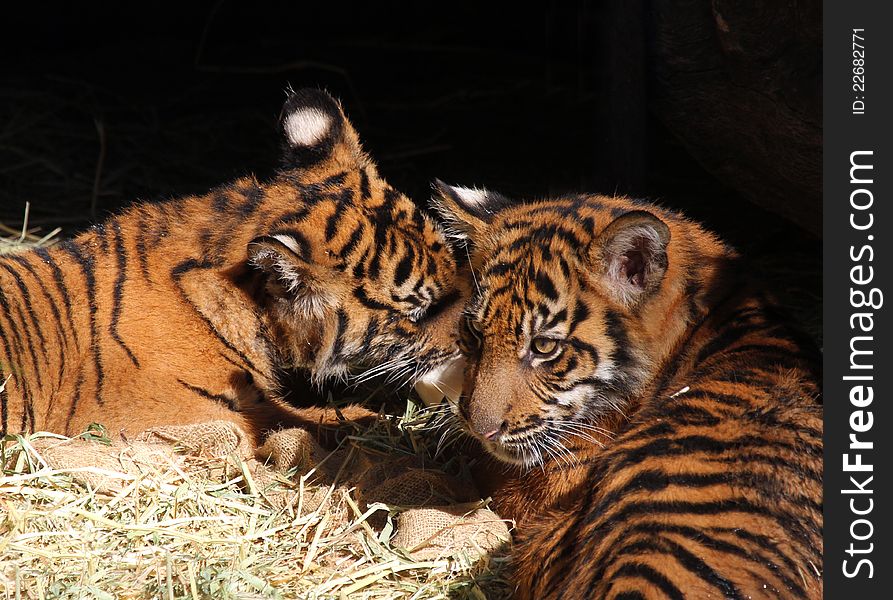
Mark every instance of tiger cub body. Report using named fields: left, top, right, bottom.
left=0, top=90, right=462, bottom=443
left=429, top=184, right=822, bottom=599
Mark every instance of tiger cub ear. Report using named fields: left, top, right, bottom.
left=248, top=234, right=340, bottom=318
left=587, top=210, right=671, bottom=307
left=429, top=179, right=514, bottom=242
left=278, top=88, right=366, bottom=170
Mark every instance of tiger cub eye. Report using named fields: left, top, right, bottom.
left=468, top=317, right=483, bottom=333
left=531, top=337, right=559, bottom=355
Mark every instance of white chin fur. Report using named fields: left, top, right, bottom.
left=414, top=354, right=465, bottom=406
left=284, top=108, right=331, bottom=146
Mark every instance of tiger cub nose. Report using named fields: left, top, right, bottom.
left=482, top=428, right=501, bottom=441
left=470, top=411, right=508, bottom=442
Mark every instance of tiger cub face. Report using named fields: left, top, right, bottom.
left=428, top=183, right=730, bottom=467
left=246, top=90, right=464, bottom=385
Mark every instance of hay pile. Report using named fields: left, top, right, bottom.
left=0, top=405, right=512, bottom=599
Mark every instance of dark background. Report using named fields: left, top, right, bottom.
left=0, top=1, right=821, bottom=338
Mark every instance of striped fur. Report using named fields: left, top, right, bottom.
left=0, top=90, right=463, bottom=444
left=430, top=184, right=822, bottom=599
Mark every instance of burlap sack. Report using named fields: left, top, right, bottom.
left=28, top=437, right=183, bottom=492
left=250, top=427, right=511, bottom=560
left=18, top=419, right=511, bottom=562
left=393, top=505, right=511, bottom=561
left=136, top=420, right=253, bottom=458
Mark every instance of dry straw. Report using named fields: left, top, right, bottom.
left=0, top=202, right=62, bottom=256
left=0, top=405, right=513, bottom=599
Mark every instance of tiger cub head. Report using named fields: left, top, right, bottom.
left=246, top=90, right=464, bottom=386
left=428, top=183, right=733, bottom=467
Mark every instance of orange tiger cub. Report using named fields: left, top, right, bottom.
left=427, top=183, right=822, bottom=599
left=0, top=89, right=463, bottom=445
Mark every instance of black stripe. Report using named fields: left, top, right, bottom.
left=609, top=562, right=685, bottom=600
left=0, top=286, right=30, bottom=401
left=533, top=270, right=559, bottom=301
left=359, top=317, right=380, bottom=354
left=392, top=252, right=414, bottom=287
left=709, top=452, right=823, bottom=484
left=212, top=190, right=230, bottom=212
left=564, top=337, right=599, bottom=363
left=716, top=526, right=816, bottom=587
left=8, top=297, right=42, bottom=391
left=110, top=221, right=140, bottom=367
left=359, top=167, right=370, bottom=199
left=353, top=286, right=392, bottom=311
left=134, top=207, right=151, bottom=280
left=34, top=248, right=81, bottom=350
left=236, top=183, right=265, bottom=217
left=595, top=537, right=744, bottom=600
left=272, top=208, right=310, bottom=224
left=337, top=222, right=365, bottom=258
left=549, top=354, right=578, bottom=379
left=604, top=309, right=633, bottom=370
left=485, top=261, right=514, bottom=277
left=673, top=388, right=751, bottom=408
left=316, top=171, right=349, bottom=191
left=178, top=379, right=237, bottom=411
left=568, top=301, right=590, bottom=335
left=24, top=396, right=35, bottom=432
left=695, top=321, right=768, bottom=364
left=324, top=210, right=340, bottom=242
left=624, top=522, right=807, bottom=596
left=656, top=537, right=745, bottom=599
left=544, top=308, right=568, bottom=331
left=600, top=468, right=821, bottom=515
left=330, top=309, right=349, bottom=359
left=659, top=402, right=723, bottom=426
left=0, top=263, right=48, bottom=371
left=9, top=255, right=68, bottom=391
left=508, top=224, right=584, bottom=251
left=0, top=289, right=35, bottom=433
left=170, top=259, right=262, bottom=376
left=584, top=496, right=819, bottom=557
left=64, top=369, right=85, bottom=434
left=610, top=432, right=820, bottom=474
left=61, top=241, right=104, bottom=405
left=423, top=289, right=460, bottom=321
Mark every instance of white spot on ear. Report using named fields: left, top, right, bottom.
left=284, top=108, right=331, bottom=146
left=272, top=234, right=303, bottom=255
left=449, top=185, right=490, bottom=206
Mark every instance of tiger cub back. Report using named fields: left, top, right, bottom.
left=0, top=90, right=463, bottom=444
left=428, top=184, right=822, bottom=599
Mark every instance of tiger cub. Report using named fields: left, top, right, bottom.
left=427, top=183, right=822, bottom=599
left=0, top=89, right=463, bottom=445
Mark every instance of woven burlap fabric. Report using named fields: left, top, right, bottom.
left=20, top=420, right=511, bottom=560
left=393, top=506, right=511, bottom=561
left=27, top=438, right=184, bottom=492
left=137, top=420, right=253, bottom=458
